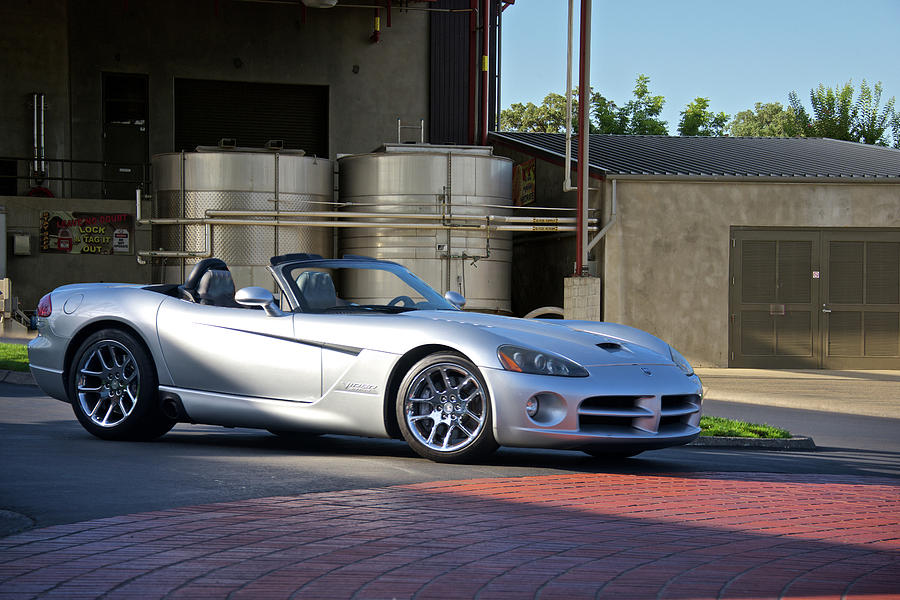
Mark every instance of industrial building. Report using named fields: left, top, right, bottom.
left=491, top=132, right=900, bottom=369
left=2, top=1, right=899, bottom=371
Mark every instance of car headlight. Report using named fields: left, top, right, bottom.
left=497, top=345, right=588, bottom=377
left=669, top=345, right=694, bottom=376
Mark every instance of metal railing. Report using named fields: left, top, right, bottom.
left=0, top=155, right=149, bottom=199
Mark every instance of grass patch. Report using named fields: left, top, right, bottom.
left=0, top=343, right=30, bottom=372
left=700, top=415, right=791, bottom=438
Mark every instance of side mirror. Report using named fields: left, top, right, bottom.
left=444, top=290, right=466, bottom=308
left=235, top=287, right=287, bottom=317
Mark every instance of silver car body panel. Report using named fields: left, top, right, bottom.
left=28, top=258, right=703, bottom=452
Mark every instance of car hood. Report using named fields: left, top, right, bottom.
left=402, top=310, right=673, bottom=367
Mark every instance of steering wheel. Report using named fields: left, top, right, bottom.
left=388, top=295, right=415, bottom=307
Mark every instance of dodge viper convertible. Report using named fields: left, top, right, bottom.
left=28, top=254, right=702, bottom=462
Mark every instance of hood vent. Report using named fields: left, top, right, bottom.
left=597, top=341, right=625, bottom=352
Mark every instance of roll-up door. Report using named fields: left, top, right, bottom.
left=174, top=79, right=328, bottom=156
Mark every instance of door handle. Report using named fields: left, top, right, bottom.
left=822, top=308, right=832, bottom=313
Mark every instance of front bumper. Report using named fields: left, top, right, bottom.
left=484, top=363, right=703, bottom=450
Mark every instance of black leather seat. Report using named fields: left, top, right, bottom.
left=297, top=271, right=339, bottom=311
left=179, top=258, right=239, bottom=307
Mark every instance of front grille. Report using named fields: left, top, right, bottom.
left=578, top=394, right=701, bottom=436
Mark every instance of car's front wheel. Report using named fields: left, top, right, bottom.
left=396, top=352, right=497, bottom=463
left=68, top=328, right=174, bottom=441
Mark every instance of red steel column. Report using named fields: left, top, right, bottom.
left=480, top=0, right=491, bottom=145
left=575, top=0, right=591, bottom=275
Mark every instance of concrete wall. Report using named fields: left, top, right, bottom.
left=2, top=196, right=151, bottom=309
left=0, top=1, right=70, bottom=196
left=2, top=1, right=428, bottom=181
left=603, top=179, right=900, bottom=367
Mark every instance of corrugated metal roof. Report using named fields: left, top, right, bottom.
left=489, top=132, right=900, bottom=180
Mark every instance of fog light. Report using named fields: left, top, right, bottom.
left=525, top=396, right=539, bottom=418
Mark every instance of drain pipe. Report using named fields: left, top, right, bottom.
left=587, top=178, right=616, bottom=252
left=563, top=0, right=575, bottom=192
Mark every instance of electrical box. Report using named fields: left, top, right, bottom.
left=13, top=234, right=31, bottom=256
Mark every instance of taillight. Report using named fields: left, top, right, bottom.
left=37, top=293, right=52, bottom=317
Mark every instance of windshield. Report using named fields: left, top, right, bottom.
left=286, top=263, right=457, bottom=314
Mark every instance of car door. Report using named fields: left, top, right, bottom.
left=156, top=297, right=321, bottom=402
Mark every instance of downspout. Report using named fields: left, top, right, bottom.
left=480, top=0, right=490, bottom=145
left=587, top=178, right=616, bottom=251
left=575, top=0, right=591, bottom=275
left=563, top=0, right=575, bottom=192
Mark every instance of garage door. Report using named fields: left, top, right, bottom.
left=730, top=228, right=900, bottom=369
left=174, top=78, right=328, bottom=156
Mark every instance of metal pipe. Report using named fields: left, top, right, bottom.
left=480, top=0, right=490, bottom=145
left=32, top=93, right=39, bottom=176
left=575, top=0, right=591, bottom=276
left=587, top=178, right=616, bottom=252
left=138, top=217, right=593, bottom=233
left=205, top=210, right=596, bottom=224
left=40, top=93, right=46, bottom=175
left=563, top=0, right=575, bottom=192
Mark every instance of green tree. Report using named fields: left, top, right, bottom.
left=789, top=82, right=857, bottom=141
left=620, top=74, right=668, bottom=135
left=854, top=80, right=896, bottom=145
left=500, top=74, right=668, bottom=135
left=499, top=91, right=584, bottom=133
left=590, top=92, right=626, bottom=134
left=678, top=97, right=729, bottom=136
left=729, top=102, right=796, bottom=137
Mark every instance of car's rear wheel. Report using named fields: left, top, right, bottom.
left=396, top=352, right=498, bottom=463
left=68, top=329, right=174, bottom=441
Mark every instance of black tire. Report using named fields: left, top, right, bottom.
left=396, top=352, right=498, bottom=463
left=582, top=448, right=644, bottom=459
left=68, top=328, right=174, bottom=441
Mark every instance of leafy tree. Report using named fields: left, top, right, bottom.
left=789, top=82, right=857, bottom=141
left=619, top=74, right=668, bottom=135
left=500, top=74, right=668, bottom=135
left=729, top=102, right=796, bottom=137
left=499, top=91, right=584, bottom=133
left=678, top=97, right=729, bottom=136
left=590, top=92, right=626, bottom=134
left=854, top=80, right=896, bottom=145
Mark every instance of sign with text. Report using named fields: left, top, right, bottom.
left=513, top=158, right=536, bottom=206
left=40, top=211, right=133, bottom=255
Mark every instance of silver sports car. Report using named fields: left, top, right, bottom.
left=28, top=254, right=702, bottom=462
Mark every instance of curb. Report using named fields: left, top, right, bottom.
left=0, top=369, right=35, bottom=386
left=689, top=436, right=816, bottom=450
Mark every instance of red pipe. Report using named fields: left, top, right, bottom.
left=371, top=8, right=381, bottom=43
left=468, top=0, right=477, bottom=144
left=480, top=0, right=490, bottom=145
left=575, top=0, right=590, bottom=276
left=385, top=0, right=391, bottom=27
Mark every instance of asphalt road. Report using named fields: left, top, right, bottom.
left=2, top=382, right=899, bottom=534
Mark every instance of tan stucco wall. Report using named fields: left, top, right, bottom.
left=603, top=180, right=900, bottom=367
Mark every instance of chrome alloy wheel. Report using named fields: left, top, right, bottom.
left=403, top=362, right=487, bottom=452
left=75, top=340, right=141, bottom=428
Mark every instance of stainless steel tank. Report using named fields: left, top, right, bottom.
left=152, top=150, right=333, bottom=290
left=338, top=144, right=513, bottom=313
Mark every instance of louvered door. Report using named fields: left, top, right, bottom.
left=730, top=230, right=820, bottom=368
left=731, top=228, right=900, bottom=368
left=821, top=232, right=900, bottom=368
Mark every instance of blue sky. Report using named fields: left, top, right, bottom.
left=499, top=0, right=900, bottom=134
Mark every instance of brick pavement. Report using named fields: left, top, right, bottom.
left=0, top=472, right=898, bottom=599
